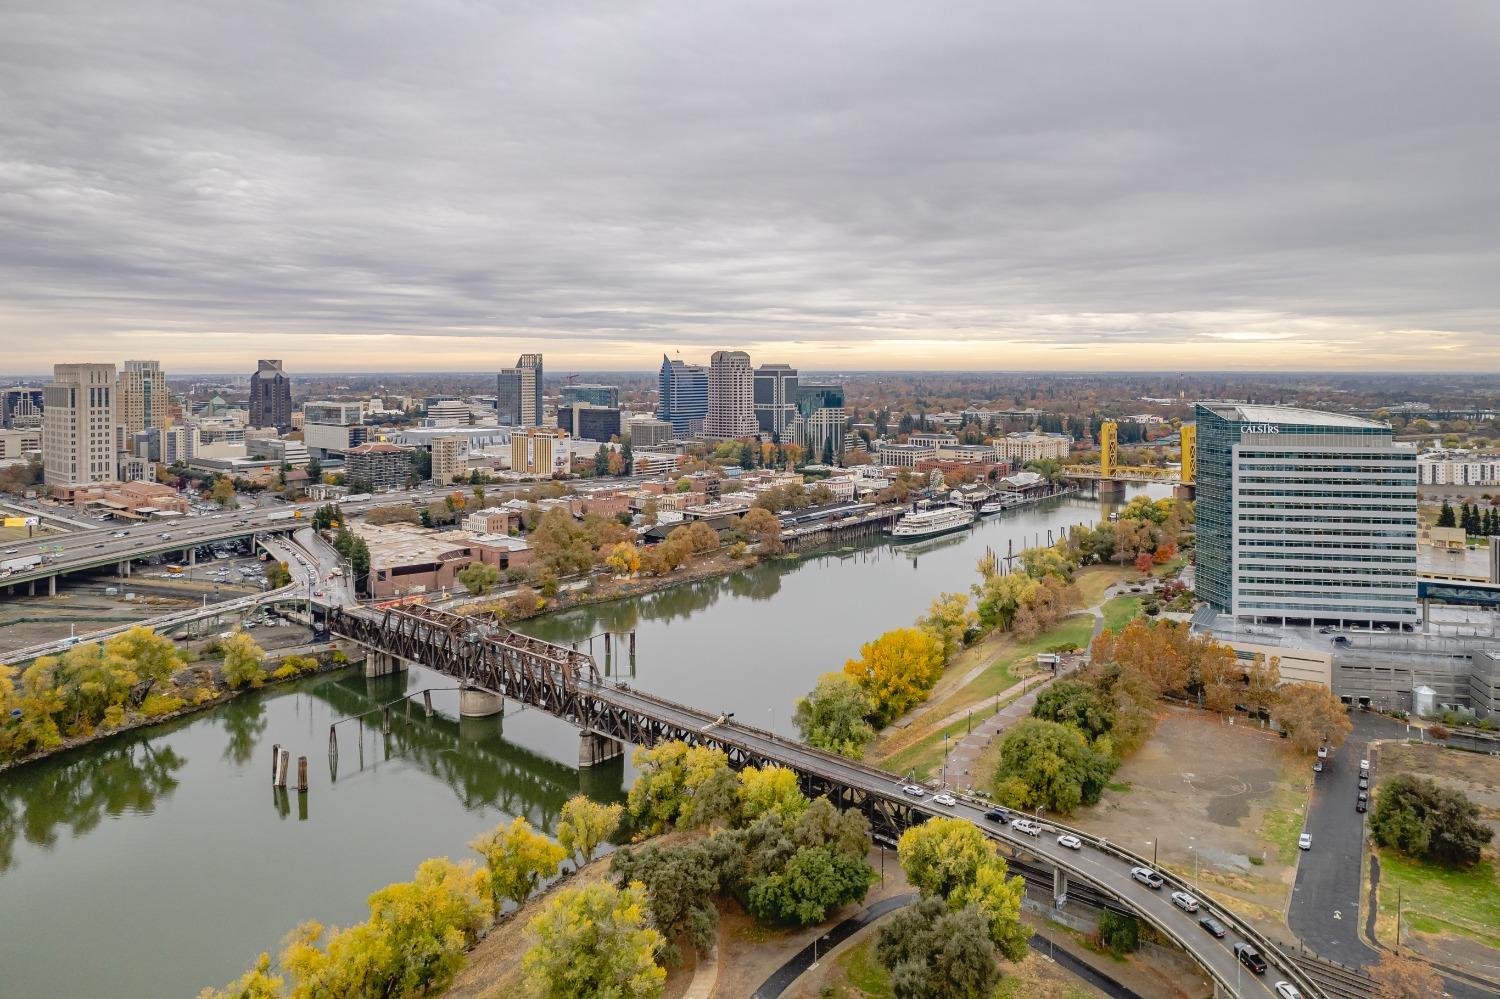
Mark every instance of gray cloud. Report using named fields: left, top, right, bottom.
left=0, top=0, right=1497, bottom=369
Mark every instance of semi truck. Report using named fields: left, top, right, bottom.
left=0, top=553, right=43, bottom=577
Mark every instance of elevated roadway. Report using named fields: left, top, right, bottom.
left=331, top=603, right=1322, bottom=999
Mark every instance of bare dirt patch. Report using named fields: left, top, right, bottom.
left=1066, top=705, right=1308, bottom=935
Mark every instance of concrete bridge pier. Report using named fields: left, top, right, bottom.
left=1052, top=867, right=1068, bottom=906
left=1174, top=483, right=1196, bottom=501
left=578, top=730, right=624, bottom=768
left=459, top=687, right=505, bottom=718
left=364, top=650, right=410, bottom=678
left=48, top=575, right=56, bottom=597
left=1098, top=478, right=1126, bottom=502
left=117, top=560, right=131, bottom=577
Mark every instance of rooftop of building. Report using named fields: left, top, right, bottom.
left=1198, top=402, right=1388, bottom=430
left=346, top=442, right=412, bottom=455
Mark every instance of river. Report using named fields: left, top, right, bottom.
left=0, top=486, right=1161, bottom=998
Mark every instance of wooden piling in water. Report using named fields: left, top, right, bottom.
left=272, top=743, right=280, bottom=782
left=276, top=748, right=290, bottom=788
left=423, top=690, right=433, bottom=716
left=297, top=756, right=308, bottom=793
left=382, top=706, right=390, bottom=733
left=328, top=726, right=338, bottom=756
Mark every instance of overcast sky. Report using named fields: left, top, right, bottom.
left=2, top=1, right=1497, bottom=373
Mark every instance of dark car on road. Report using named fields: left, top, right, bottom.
left=1198, top=915, right=1228, bottom=938
left=983, top=808, right=1008, bottom=823
left=1234, top=942, right=1267, bottom=975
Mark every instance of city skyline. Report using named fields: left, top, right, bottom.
left=2, top=2, right=1497, bottom=372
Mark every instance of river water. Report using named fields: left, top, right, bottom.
left=0, top=486, right=1160, bottom=998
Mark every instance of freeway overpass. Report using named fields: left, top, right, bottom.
left=330, top=602, right=1323, bottom=999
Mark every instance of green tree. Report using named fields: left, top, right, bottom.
left=470, top=816, right=567, bottom=914
left=1098, top=911, right=1141, bottom=955
left=594, top=447, right=610, bottom=477
left=897, top=818, right=996, bottom=899
left=919, top=591, right=975, bottom=662
left=792, top=672, right=876, bottom=758
left=626, top=742, right=739, bottom=834
left=990, top=718, right=1116, bottom=814
left=876, top=897, right=999, bottom=999
left=266, top=560, right=292, bottom=588
left=746, top=845, right=874, bottom=926
left=556, top=795, right=624, bottom=869
left=221, top=630, right=267, bottom=689
left=1370, top=773, right=1493, bottom=867
left=1031, top=678, right=1114, bottom=739
left=1437, top=500, right=1456, bottom=528
left=457, top=561, right=502, bottom=596
left=522, top=881, right=665, bottom=999
left=610, top=842, right=721, bottom=964
left=619, top=437, right=633, bottom=476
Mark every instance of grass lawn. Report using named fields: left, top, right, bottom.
left=831, top=937, right=893, bottom=998
left=1073, top=564, right=1131, bottom=607
left=1100, top=595, right=1141, bottom=631
left=1258, top=759, right=1313, bottom=867
left=1377, top=850, right=1500, bottom=950
left=871, top=616, right=1095, bottom=780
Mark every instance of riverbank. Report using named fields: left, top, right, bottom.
left=0, top=641, right=350, bottom=775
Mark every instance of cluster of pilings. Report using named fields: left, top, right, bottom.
left=271, top=742, right=310, bottom=820
left=570, top=629, right=637, bottom=678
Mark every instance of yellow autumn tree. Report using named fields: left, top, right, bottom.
left=605, top=541, right=642, bottom=577
left=843, top=627, right=945, bottom=726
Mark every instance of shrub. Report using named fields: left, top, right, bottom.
left=1098, top=911, right=1140, bottom=954
left=140, top=694, right=186, bottom=717
left=1370, top=773, right=1492, bottom=867
left=1427, top=724, right=1450, bottom=740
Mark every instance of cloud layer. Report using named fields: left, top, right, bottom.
left=2, top=1, right=1497, bottom=371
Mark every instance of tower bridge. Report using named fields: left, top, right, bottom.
left=328, top=601, right=1324, bottom=999
left=1063, top=420, right=1196, bottom=502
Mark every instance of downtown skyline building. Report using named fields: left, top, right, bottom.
left=1195, top=402, right=1418, bottom=628
left=116, top=360, right=169, bottom=448
left=753, top=363, right=798, bottom=436
left=42, top=362, right=117, bottom=488
left=704, top=349, right=756, bottom=441
left=657, top=354, right=707, bottom=436
left=496, top=353, right=543, bottom=427
left=249, top=359, right=293, bottom=433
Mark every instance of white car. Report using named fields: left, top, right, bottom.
left=1359, top=759, right=1370, bottom=771
left=1009, top=818, right=1041, bottom=836
left=931, top=792, right=956, bottom=807
left=1298, top=833, right=1312, bottom=851
left=1273, top=982, right=1304, bottom=999
left=1056, top=834, right=1082, bottom=850
left=1170, top=890, right=1199, bottom=912
left=901, top=785, right=925, bottom=797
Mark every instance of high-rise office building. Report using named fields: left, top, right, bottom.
left=511, top=427, right=565, bottom=475
left=557, top=403, right=623, bottom=443
left=249, top=359, right=293, bottom=432
left=1195, top=402, right=1418, bottom=627
left=657, top=354, right=708, bottom=435
left=753, top=363, right=798, bottom=435
left=431, top=435, right=467, bottom=485
left=560, top=383, right=620, bottom=409
left=704, top=350, right=756, bottom=441
left=794, top=382, right=847, bottom=462
left=2, top=387, right=44, bottom=429
left=496, top=353, right=543, bottom=426
left=117, top=360, right=169, bottom=446
left=43, top=363, right=117, bottom=487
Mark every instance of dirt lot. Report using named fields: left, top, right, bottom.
left=1067, top=705, right=1311, bottom=934
left=1368, top=741, right=1500, bottom=976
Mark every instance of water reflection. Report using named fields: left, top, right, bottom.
left=0, top=736, right=186, bottom=872
left=220, top=695, right=267, bottom=767
left=307, top=672, right=612, bottom=829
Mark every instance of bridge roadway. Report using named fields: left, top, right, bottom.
left=330, top=604, right=1321, bottom=999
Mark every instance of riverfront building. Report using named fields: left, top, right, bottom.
left=657, top=355, right=708, bottom=435
left=1194, top=402, right=1418, bottom=628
